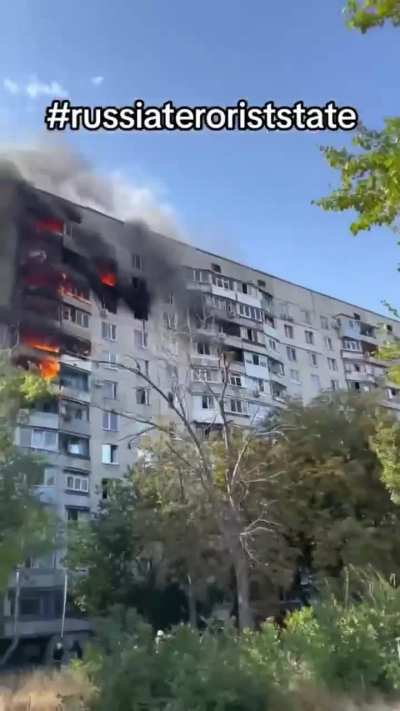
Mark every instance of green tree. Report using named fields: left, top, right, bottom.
left=316, top=2, right=400, bottom=234
left=262, top=394, right=400, bottom=590
left=0, top=357, right=55, bottom=591
left=314, top=119, right=400, bottom=236
left=315, top=2, right=400, bottom=507
left=345, top=0, right=400, bottom=33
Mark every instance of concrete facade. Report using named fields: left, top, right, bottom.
left=2, top=192, right=400, bottom=644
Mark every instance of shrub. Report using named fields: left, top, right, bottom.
left=281, top=569, right=400, bottom=694
left=82, top=607, right=289, bottom=711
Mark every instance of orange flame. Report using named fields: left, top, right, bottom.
left=99, top=272, right=117, bottom=287
left=22, top=336, right=60, bottom=354
left=35, top=218, right=63, bottom=235
left=39, top=359, right=60, bottom=380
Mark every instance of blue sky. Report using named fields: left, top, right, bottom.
left=1, top=0, right=399, bottom=315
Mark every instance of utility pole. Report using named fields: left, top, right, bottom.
left=0, top=567, right=21, bottom=667
left=60, top=570, right=68, bottom=640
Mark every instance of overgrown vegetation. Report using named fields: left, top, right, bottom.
left=0, top=357, right=56, bottom=591
left=62, top=570, right=400, bottom=710
left=68, top=393, right=400, bottom=629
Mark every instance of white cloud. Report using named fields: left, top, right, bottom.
left=91, top=75, right=104, bottom=86
left=3, top=78, right=20, bottom=95
left=3, top=76, right=69, bottom=99
left=25, top=77, right=69, bottom=99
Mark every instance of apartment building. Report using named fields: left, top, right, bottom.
left=1, top=183, right=400, bottom=657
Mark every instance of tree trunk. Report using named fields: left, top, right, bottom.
left=232, top=547, right=254, bottom=630
left=186, top=575, right=197, bottom=627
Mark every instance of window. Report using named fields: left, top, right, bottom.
left=290, top=369, right=300, bottom=383
left=305, top=330, right=314, bottom=345
left=193, top=368, right=217, bottom=382
left=257, top=279, right=266, bottom=288
left=284, top=324, right=294, bottom=338
left=102, top=443, right=118, bottom=464
left=64, top=282, right=90, bottom=301
left=103, top=380, right=118, bottom=399
left=65, top=473, right=89, bottom=493
left=66, top=508, right=89, bottom=523
left=134, top=329, right=148, bottom=348
left=311, top=374, right=321, bottom=390
left=197, top=341, right=211, bottom=356
left=286, top=346, right=297, bottom=362
left=320, top=316, right=329, bottom=330
left=268, top=338, right=277, bottom=351
left=165, top=292, right=174, bottom=304
left=228, top=399, right=244, bottom=414
left=20, top=427, right=58, bottom=452
left=163, top=312, right=177, bottom=330
left=136, top=388, right=150, bottom=405
left=252, top=354, right=260, bottom=366
left=201, top=395, right=214, bottom=409
left=167, top=364, right=178, bottom=380
left=387, top=324, right=393, bottom=334
left=62, top=434, right=89, bottom=458
left=211, top=263, right=221, bottom=273
left=100, top=291, right=118, bottom=314
left=309, top=352, right=318, bottom=367
left=229, top=374, right=242, bottom=387
left=265, top=313, right=275, bottom=328
left=61, top=400, right=89, bottom=421
left=330, top=380, right=339, bottom=391
left=241, top=283, right=248, bottom=294
left=271, top=382, right=286, bottom=400
left=212, top=274, right=234, bottom=290
left=258, top=379, right=265, bottom=392
left=324, top=336, right=333, bottom=350
left=19, top=596, right=41, bottom=616
left=42, top=467, right=56, bottom=486
left=132, top=254, right=143, bottom=270
left=101, top=350, right=118, bottom=369
left=302, top=310, right=312, bottom=325
left=238, top=303, right=263, bottom=321
left=343, top=338, right=361, bottom=352
left=268, top=358, right=285, bottom=376
left=102, top=322, right=117, bottom=341
left=62, top=305, right=89, bottom=328
left=102, top=411, right=119, bottom=431
left=60, top=368, right=89, bottom=392
left=328, top=358, right=338, bottom=371
left=193, top=269, right=209, bottom=283
left=245, top=328, right=258, bottom=342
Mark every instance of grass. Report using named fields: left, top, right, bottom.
left=0, top=669, right=399, bottom=710
left=0, top=668, right=94, bottom=710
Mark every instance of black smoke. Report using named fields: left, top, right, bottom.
left=0, top=151, right=188, bottom=329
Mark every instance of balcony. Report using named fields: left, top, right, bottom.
left=20, top=294, right=61, bottom=328
left=59, top=453, right=91, bottom=472
left=344, top=370, right=376, bottom=384
left=8, top=567, right=66, bottom=590
left=341, top=349, right=366, bottom=361
left=33, top=484, right=58, bottom=506
left=60, top=353, right=92, bottom=373
left=24, top=410, right=59, bottom=430
left=59, top=414, right=90, bottom=437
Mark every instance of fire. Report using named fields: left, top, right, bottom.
left=39, top=359, right=60, bottom=380
left=35, top=218, right=63, bottom=235
left=22, top=336, right=60, bottom=354
left=99, top=272, right=117, bottom=287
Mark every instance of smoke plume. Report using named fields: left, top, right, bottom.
left=1, top=141, right=181, bottom=237
left=0, top=142, right=190, bottom=335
